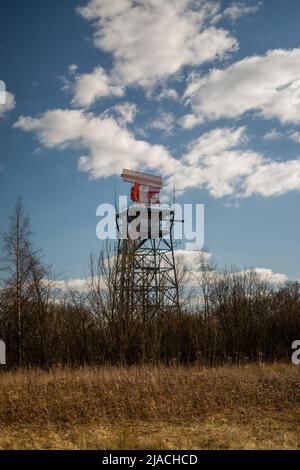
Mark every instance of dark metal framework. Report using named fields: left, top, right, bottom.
left=114, top=208, right=180, bottom=319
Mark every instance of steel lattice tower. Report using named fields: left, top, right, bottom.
left=114, top=206, right=180, bottom=319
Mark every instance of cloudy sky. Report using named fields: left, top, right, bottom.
left=0, top=0, right=300, bottom=282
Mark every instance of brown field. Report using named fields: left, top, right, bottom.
left=0, top=363, right=299, bottom=450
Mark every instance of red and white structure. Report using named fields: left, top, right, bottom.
left=121, top=169, right=162, bottom=205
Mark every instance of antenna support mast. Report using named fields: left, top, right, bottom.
left=114, top=169, right=180, bottom=324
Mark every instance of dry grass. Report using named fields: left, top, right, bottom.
left=0, top=363, right=299, bottom=449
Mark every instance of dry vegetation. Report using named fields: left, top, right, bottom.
left=1, top=201, right=300, bottom=450
left=1, top=200, right=300, bottom=368
left=0, top=363, right=299, bottom=450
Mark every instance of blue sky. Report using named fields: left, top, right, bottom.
left=0, top=0, right=300, bottom=283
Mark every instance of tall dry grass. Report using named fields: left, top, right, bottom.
left=0, top=363, right=299, bottom=449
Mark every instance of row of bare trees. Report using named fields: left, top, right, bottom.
left=0, top=200, right=299, bottom=367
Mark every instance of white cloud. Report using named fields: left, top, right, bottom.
left=14, top=109, right=175, bottom=179
left=15, top=110, right=300, bottom=199
left=72, top=67, right=124, bottom=107
left=149, top=110, right=175, bottom=135
left=175, top=249, right=212, bottom=271
left=100, top=102, right=138, bottom=126
left=77, top=0, right=238, bottom=88
left=0, top=91, right=16, bottom=118
left=225, top=267, right=288, bottom=284
left=179, top=113, right=204, bottom=129
left=172, top=126, right=300, bottom=198
left=52, top=264, right=287, bottom=297
left=223, top=2, right=261, bottom=21
left=111, top=102, right=137, bottom=126
left=16, top=110, right=256, bottom=198
left=263, top=129, right=282, bottom=141
left=247, top=268, right=288, bottom=284
left=155, top=87, right=179, bottom=101
left=0, top=83, right=5, bottom=105
left=244, top=158, right=300, bottom=197
left=184, top=48, right=300, bottom=126
left=53, top=278, right=89, bottom=293
left=264, top=128, right=300, bottom=144
left=172, top=127, right=264, bottom=198
left=289, top=130, right=300, bottom=144
left=68, top=64, right=78, bottom=75
left=176, top=250, right=288, bottom=290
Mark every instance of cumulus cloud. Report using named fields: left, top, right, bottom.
left=264, top=128, right=300, bottom=144
left=179, top=113, right=204, bottom=129
left=224, top=268, right=288, bottom=284
left=111, top=102, right=137, bottom=126
left=77, top=0, right=238, bottom=89
left=53, top=278, right=89, bottom=293
left=172, top=126, right=300, bottom=198
left=244, top=158, right=300, bottom=197
left=289, top=130, right=300, bottom=144
left=72, top=67, right=124, bottom=107
left=51, top=264, right=288, bottom=299
left=16, top=111, right=257, bottom=198
left=175, top=249, right=212, bottom=271
left=68, top=64, right=78, bottom=75
left=0, top=91, right=16, bottom=118
left=176, top=249, right=288, bottom=290
left=223, top=1, right=262, bottom=21
left=247, top=268, right=288, bottom=284
left=14, top=109, right=175, bottom=179
left=155, top=87, right=179, bottom=101
left=148, top=110, right=176, bottom=135
left=263, top=129, right=282, bottom=141
left=14, top=111, right=300, bottom=199
left=184, top=48, right=300, bottom=126
left=99, top=102, right=138, bottom=127
left=172, top=127, right=264, bottom=198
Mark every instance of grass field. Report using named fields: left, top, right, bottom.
left=0, top=363, right=299, bottom=450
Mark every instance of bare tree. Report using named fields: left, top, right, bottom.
left=0, top=199, right=33, bottom=365
left=28, top=255, right=56, bottom=368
